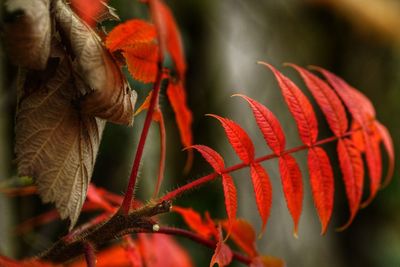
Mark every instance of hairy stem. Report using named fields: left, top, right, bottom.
left=83, top=242, right=96, bottom=267
left=161, top=129, right=357, bottom=201
left=157, top=226, right=252, bottom=265
left=120, top=0, right=165, bottom=214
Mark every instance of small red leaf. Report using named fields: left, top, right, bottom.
left=167, top=81, right=193, bottom=148
left=222, top=219, right=258, bottom=258
left=210, top=225, right=233, bottom=267
left=209, top=114, right=255, bottom=164
left=150, top=0, right=186, bottom=79
left=106, top=19, right=156, bottom=52
left=307, top=147, right=334, bottom=234
left=235, top=94, right=286, bottom=155
left=375, top=121, right=395, bottom=187
left=173, top=206, right=216, bottom=239
left=278, top=154, right=303, bottom=236
left=316, top=67, right=382, bottom=205
left=249, top=163, right=273, bottom=233
left=260, top=62, right=318, bottom=146
left=190, top=145, right=225, bottom=173
left=337, top=139, right=364, bottom=230
left=288, top=64, right=348, bottom=137
left=123, top=43, right=159, bottom=83
left=351, top=121, right=365, bottom=152
left=221, top=174, right=238, bottom=228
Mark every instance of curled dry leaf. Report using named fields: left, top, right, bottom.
left=4, top=0, right=51, bottom=70
left=53, top=0, right=137, bottom=125
left=15, top=43, right=105, bottom=229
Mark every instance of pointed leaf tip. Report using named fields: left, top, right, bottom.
left=208, top=114, right=255, bottom=164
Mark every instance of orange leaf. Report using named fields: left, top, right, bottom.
left=375, top=121, right=395, bottom=187
left=123, top=43, right=159, bottom=83
left=235, top=94, right=286, bottom=155
left=289, top=64, right=348, bottom=137
left=250, top=256, right=285, bottom=267
left=209, top=114, right=255, bottom=164
left=278, top=154, right=303, bottom=236
left=337, top=139, right=364, bottom=230
left=106, top=19, right=156, bottom=52
left=173, top=206, right=216, bottom=239
left=210, top=225, right=233, bottom=267
left=222, top=219, right=258, bottom=258
left=260, top=62, right=318, bottom=146
left=167, top=81, right=193, bottom=148
left=249, top=163, right=273, bottom=233
left=307, top=147, right=334, bottom=234
left=316, top=67, right=382, bottom=206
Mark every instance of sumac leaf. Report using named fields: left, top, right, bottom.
left=261, top=62, right=318, bottom=146
left=190, top=145, right=224, bottom=173
left=278, top=154, right=303, bottom=236
left=210, top=225, right=233, bottom=267
left=173, top=207, right=216, bottom=239
left=288, top=64, right=348, bottom=137
left=307, top=147, right=334, bottom=234
left=337, top=139, right=364, bottom=230
left=235, top=94, right=286, bottom=155
left=209, top=114, right=254, bottom=164
left=249, top=163, right=273, bottom=233
left=222, top=219, right=257, bottom=258
left=375, top=121, right=395, bottom=187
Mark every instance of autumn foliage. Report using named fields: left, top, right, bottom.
left=0, top=0, right=395, bottom=266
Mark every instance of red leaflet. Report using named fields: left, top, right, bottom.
left=173, top=206, right=216, bottom=239
left=123, top=43, right=159, bottom=83
left=307, top=147, right=334, bottom=234
left=123, top=236, right=144, bottom=267
left=288, top=64, right=348, bottom=137
left=210, top=225, right=233, bottom=267
left=351, top=121, right=365, bottom=152
left=278, top=154, right=303, bottom=236
left=106, top=19, right=156, bottom=52
left=260, top=62, right=318, bottom=146
left=375, top=121, right=395, bottom=187
left=209, top=114, right=255, bottom=164
left=87, top=184, right=115, bottom=212
left=153, top=110, right=166, bottom=197
left=316, top=67, right=382, bottom=205
left=70, top=0, right=105, bottom=27
left=190, top=145, right=225, bottom=173
left=222, top=219, right=258, bottom=258
left=249, top=163, right=273, bottom=233
left=234, top=94, right=286, bottom=155
left=250, top=256, right=285, bottom=267
left=150, top=0, right=186, bottom=79
left=337, top=139, right=364, bottom=230
left=167, top=81, right=193, bottom=149
left=138, top=234, right=193, bottom=267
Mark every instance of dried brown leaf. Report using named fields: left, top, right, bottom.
left=53, top=0, right=136, bottom=125
left=4, top=0, right=51, bottom=69
left=15, top=43, right=105, bottom=229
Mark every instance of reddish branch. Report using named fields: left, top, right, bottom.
left=120, top=0, right=165, bottom=214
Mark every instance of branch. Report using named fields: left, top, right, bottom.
left=119, top=0, right=166, bottom=214
left=40, top=201, right=172, bottom=262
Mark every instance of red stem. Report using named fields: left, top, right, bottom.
left=83, top=242, right=96, bottom=267
left=161, top=131, right=354, bottom=201
left=120, top=0, right=165, bottom=214
left=157, top=226, right=252, bottom=265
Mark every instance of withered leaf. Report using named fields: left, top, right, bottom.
left=4, top=0, right=51, bottom=70
left=15, top=43, right=105, bottom=229
left=53, top=0, right=136, bottom=125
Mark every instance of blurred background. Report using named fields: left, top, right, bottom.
left=1, top=0, right=400, bottom=266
